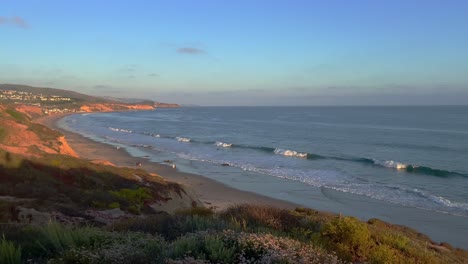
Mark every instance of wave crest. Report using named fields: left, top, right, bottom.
left=176, top=137, right=191, bottom=142
left=215, top=141, right=232, bottom=148
left=273, top=148, right=308, bottom=158
left=375, top=160, right=408, bottom=170
left=109, top=127, right=132, bottom=133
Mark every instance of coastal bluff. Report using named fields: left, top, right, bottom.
left=0, top=103, right=202, bottom=227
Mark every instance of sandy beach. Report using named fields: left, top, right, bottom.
left=35, top=113, right=468, bottom=249
left=35, top=113, right=298, bottom=211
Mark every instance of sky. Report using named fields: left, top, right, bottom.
left=1, top=0, right=468, bottom=106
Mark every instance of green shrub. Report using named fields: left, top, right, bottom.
left=0, top=236, right=21, bottom=264
left=110, top=187, right=152, bottom=213
left=221, top=205, right=301, bottom=232
left=204, top=235, right=236, bottom=263
left=35, top=222, right=94, bottom=255
left=320, top=216, right=371, bottom=261
left=109, top=202, right=120, bottom=209
left=5, top=109, right=27, bottom=122
left=369, top=244, right=403, bottom=264
left=168, top=233, right=204, bottom=260
left=0, top=127, right=6, bottom=142
left=50, top=232, right=167, bottom=264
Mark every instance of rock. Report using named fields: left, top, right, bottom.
left=16, top=207, right=51, bottom=224
left=14, top=206, right=86, bottom=225
left=221, top=163, right=230, bottom=167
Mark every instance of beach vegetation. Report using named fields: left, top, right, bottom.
left=0, top=236, right=21, bottom=264
left=0, top=204, right=467, bottom=263
left=5, top=109, right=28, bottom=122
left=109, top=187, right=152, bottom=213
left=320, top=216, right=371, bottom=261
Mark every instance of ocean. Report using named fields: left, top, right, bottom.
left=59, top=106, right=468, bottom=218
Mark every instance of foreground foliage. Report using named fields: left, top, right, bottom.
left=1, top=205, right=467, bottom=264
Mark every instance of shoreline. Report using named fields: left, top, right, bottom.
left=34, top=113, right=299, bottom=211
left=35, top=113, right=468, bottom=249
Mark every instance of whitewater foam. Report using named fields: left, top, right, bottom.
left=274, top=148, right=308, bottom=158
left=372, top=159, right=409, bottom=170
left=215, top=141, right=232, bottom=148
left=109, top=127, right=133, bottom=133
left=176, top=137, right=191, bottom=142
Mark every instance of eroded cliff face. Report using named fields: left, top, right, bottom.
left=57, top=136, right=79, bottom=157
left=0, top=107, right=77, bottom=158
left=79, top=103, right=154, bottom=112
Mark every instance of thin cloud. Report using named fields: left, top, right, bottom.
left=177, top=47, right=205, bottom=55
left=147, top=73, right=159, bottom=77
left=93, top=85, right=112, bottom=90
left=0, top=16, right=29, bottom=28
left=116, top=64, right=138, bottom=73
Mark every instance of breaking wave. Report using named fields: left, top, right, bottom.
left=273, top=148, right=308, bottom=158
left=374, top=160, right=409, bottom=170
left=215, top=141, right=232, bottom=148
left=107, top=128, right=466, bottom=177
left=370, top=159, right=465, bottom=177
left=108, top=127, right=133, bottom=133
left=176, top=137, right=191, bottom=142
left=173, top=152, right=468, bottom=216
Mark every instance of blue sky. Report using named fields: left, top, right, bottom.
left=1, top=0, right=468, bottom=105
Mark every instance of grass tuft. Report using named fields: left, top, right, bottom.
left=0, top=236, right=21, bottom=264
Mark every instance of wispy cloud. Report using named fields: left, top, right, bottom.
left=177, top=47, right=205, bottom=55
left=93, top=84, right=112, bottom=90
left=116, top=64, right=138, bottom=73
left=0, top=16, right=29, bottom=29
left=147, top=73, right=159, bottom=77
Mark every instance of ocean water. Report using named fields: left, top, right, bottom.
left=60, top=106, right=468, bottom=217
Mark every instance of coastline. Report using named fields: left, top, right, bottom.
left=34, top=113, right=299, bottom=211
left=34, top=113, right=468, bottom=250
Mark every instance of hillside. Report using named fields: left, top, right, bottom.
left=0, top=84, right=102, bottom=102
left=0, top=105, right=201, bottom=224
left=0, top=84, right=180, bottom=113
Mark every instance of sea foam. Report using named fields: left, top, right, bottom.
left=215, top=141, right=232, bottom=148
left=273, top=148, right=308, bottom=158
left=375, top=160, right=409, bottom=170
left=109, top=127, right=132, bottom=133
left=176, top=137, right=191, bottom=142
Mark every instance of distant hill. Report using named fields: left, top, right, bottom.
left=0, top=84, right=105, bottom=102
left=99, top=96, right=155, bottom=105
left=0, top=84, right=179, bottom=107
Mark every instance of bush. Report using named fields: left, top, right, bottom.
left=0, top=236, right=21, bottom=264
left=5, top=109, right=27, bottom=122
left=320, top=216, right=371, bottom=261
left=35, top=222, right=94, bottom=255
left=50, top=232, right=166, bottom=264
left=221, top=204, right=301, bottom=232
left=369, top=244, right=402, bottom=264
left=110, top=187, right=152, bottom=213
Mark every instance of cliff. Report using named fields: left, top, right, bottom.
left=79, top=103, right=154, bottom=112
left=0, top=103, right=202, bottom=226
left=154, top=102, right=180, bottom=108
